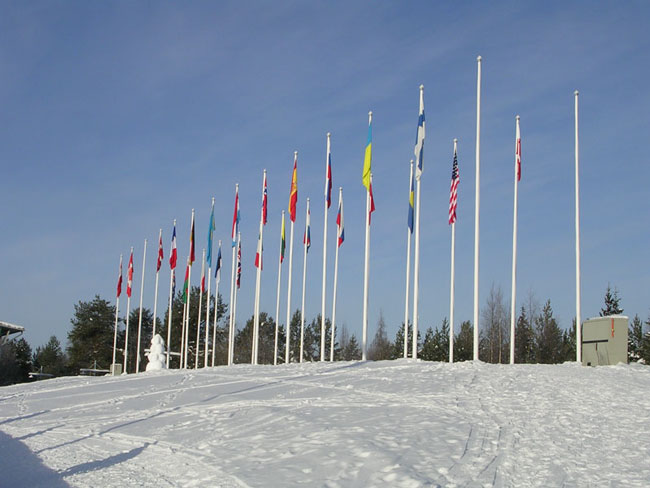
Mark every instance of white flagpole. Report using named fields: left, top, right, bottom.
left=228, top=185, right=238, bottom=366
left=205, top=198, right=214, bottom=367
left=232, top=231, right=241, bottom=363
left=320, top=133, right=331, bottom=361
left=135, top=239, right=147, bottom=373
left=300, top=198, right=310, bottom=363
left=152, top=229, right=162, bottom=337
left=473, top=55, right=482, bottom=361
left=330, top=187, right=342, bottom=362
left=286, top=152, right=297, bottom=364
left=166, top=265, right=174, bottom=369
left=274, top=212, right=284, bottom=366
left=404, top=161, right=414, bottom=359
left=211, top=240, right=222, bottom=367
left=510, top=117, right=520, bottom=364
left=449, top=139, right=458, bottom=363
left=253, top=170, right=267, bottom=365
left=184, top=209, right=194, bottom=369
left=195, top=249, right=205, bottom=368
left=180, top=261, right=187, bottom=368
left=575, top=90, right=582, bottom=363
left=362, top=172, right=372, bottom=361
left=124, top=247, right=133, bottom=374
left=112, top=254, right=122, bottom=369
left=413, top=86, right=424, bottom=360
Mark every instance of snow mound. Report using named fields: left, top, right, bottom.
left=1, top=361, right=650, bottom=487
left=145, top=334, right=166, bottom=372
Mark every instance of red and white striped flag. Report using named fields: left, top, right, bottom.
left=156, top=232, right=164, bottom=272
left=170, top=223, right=177, bottom=270
left=449, top=145, right=459, bottom=225
left=127, top=249, right=134, bottom=298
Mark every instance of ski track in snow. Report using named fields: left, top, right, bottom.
left=1, top=360, right=650, bottom=487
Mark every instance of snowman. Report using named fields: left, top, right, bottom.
left=146, top=334, right=167, bottom=371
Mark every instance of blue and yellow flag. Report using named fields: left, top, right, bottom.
left=362, top=112, right=372, bottom=190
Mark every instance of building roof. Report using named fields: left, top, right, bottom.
left=0, top=321, right=25, bottom=340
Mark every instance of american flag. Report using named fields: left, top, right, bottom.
left=449, top=144, right=459, bottom=225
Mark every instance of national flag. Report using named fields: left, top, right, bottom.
left=116, top=255, right=123, bottom=298
left=171, top=269, right=176, bottom=298
left=408, top=164, right=414, bottom=233
left=170, top=223, right=177, bottom=270
left=325, top=136, right=332, bottom=208
left=362, top=114, right=372, bottom=190
left=215, top=243, right=222, bottom=283
left=182, top=261, right=190, bottom=303
left=255, top=229, right=264, bottom=270
left=262, top=172, right=268, bottom=226
left=200, top=259, right=206, bottom=293
left=414, top=86, right=426, bottom=179
left=156, top=232, right=164, bottom=272
left=368, top=177, right=376, bottom=225
left=336, top=195, right=345, bottom=247
left=232, top=188, right=240, bottom=247
left=516, top=117, right=522, bottom=182
left=288, top=154, right=298, bottom=222
left=207, top=202, right=215, bottom=268
left=127, top=250, right=134, bottom=298
left=236, top=238, right=242, bottom=289
left=449, top=145, right=460, bottom=225
left=303, top=204, right=311, bottom=252
left=189, top=214, right=196, bottom=264
left=280, top=212, right=286, bottom=263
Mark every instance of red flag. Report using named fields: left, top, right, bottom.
left=449, top=146, right=459, bottom=225
left=116, top=255, right=123, bottom=298
left=156, top=232, right=164, bottom=272
left=170, top=223, right=177, bottom=270
left=368, top=179, right=376, bottom=225
left=288, top=153, right=298, bottom=222
left=262, top=172, right=268, bottom=226
left=127, top=250, right=134, bottom=298
left=516, top=117, right=522, bottom=181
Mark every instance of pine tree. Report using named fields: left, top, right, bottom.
left=535, top=299, right=564, bottom=364
left=514, top=306, right=535, bottom=363
left=33, top=336, right=67, bottom=376
left=391, top=321, right=413, bottom=359
left=628, top=315, right=644, bottom=362
left=0, top=338, right=33, bottom=385
left=368, top=312, right=392, bottom=360
left=454, top=320, right=473, bottom=362
left=67, top=295, right=116, bottom=371
left=342, top=334, right=361, bottom=360
left=420, top=319, right=450, bottom=362
left=481, top=285, right=509, bottom=363
left=600, top=284, right=623, bottom=316
left=561, top=319, right=577, bottom=362
left=639, top=315, right=650, bottom=364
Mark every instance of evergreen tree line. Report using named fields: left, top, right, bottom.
left=2, top=284, right=649, bottom=386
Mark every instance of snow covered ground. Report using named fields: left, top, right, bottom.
left=1, top=360, right=649, bottom=487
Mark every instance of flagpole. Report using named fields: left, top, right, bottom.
left=330, top=187, right=342, bottom=362
left=286, top=151, right=297, bottom=364
left=412, top=85, right=424, bottom=360
left=124, top=246, right=133, bottom=373
left=274, top=211, right=284, bottom=366
left=320, top=133, right=331, bottom=361
left=112, top=255, right=122, bottom=372
left=211, top=240, right=221, bottom=367
left=228, top=185, right=238, bottom=366
left=473, top=55, right=482, bottom=361
left=152, top=229, right=162, bottom=337
left=575, top=90, right=582, bottom=363
left=404, top=161, right=414, bottom=358
left=166, top=266, right=174, bottom=368
left=195, top=249, right=205, bottom=368
left=300, top=198, right=310, bottom=363
left=180, top=261, right=187, bottom=368
left=510, top=117, right=520, bottom=364
left=184, top=209, right=194, bottom=368
left=450, top=139, right=458, bottom=363
left=205, top=198, right=214, bottom=367
left=253, top=170, right=266, bottom=365
left=232, top=231, right=241, bottom=363
left=135, top=238, right=147, bottom=373
left=362, top=170, right=372, bottom=361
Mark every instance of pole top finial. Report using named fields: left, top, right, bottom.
left=574, top=89, right=579, bottom=96
left=191, top=208, right=195, bottom=213
left=263, top=168, right=267, bottom=174
left=516, top=115, right=520, bottom=120
left=212, top=196, right=215, bottom=203
left=173, top=218, right=176, bottom=225
left=131, top=246, right=134, bottom=251
left=368, top=110, right=373, bottom=116
left=477, top=55, right=482, bottom=62
left=339, top=186, right=343, bottom=191
left=235, top=182, right=239, bottom=188
left=419, top=84, right=424, bottom=91
left=294, top=150, right=298, bottom=156
left=453, top=138, right=458, bottom=143
left=327, top=132, right=331, bottom=138
left=307, top=197, right=310, bottom=202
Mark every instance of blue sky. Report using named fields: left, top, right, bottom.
left=1, top=1, right=648, bottom=351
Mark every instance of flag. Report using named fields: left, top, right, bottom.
left=170, top=223, right=177, bottom=270
left=189, top=214, right=196, bottom=264
left=336, top=195, right=345, bottom=247
left=182, top=262, right=190, bottom=303
left=262, top=172, right=268, bottom=226
left=449, top=145, right=459, bottom=225
left=368, top=177, right=376, bottom=225
left=516, top=118, right=522, bottom=182
left=157, top=232, right=164, bottom=272
left=215, top=243, right=222, bottom=283
left=414, top=87, right=426, bottom=179
left=362, top=115, right=372, bottom=190
left=303, top=205, right=311, bottom=252
left=171, top=269, right=176, bottom=298
left=408, top=165, right=414, bottom=233
left=200, top=259, right=206, bottom=293
left=207, top=203, right=215, bottom=267
left=255, top=229, right=263, bottom=270
left=325, top=137, right=332, bottom=208
left=127, top=250, right=134, bottom=298
left=280, top=212, right=286, bottom=263
left=116, top=255, right=123, bottom=298
left=288, top=154, right=298, bottom=222
left=236, top=238, right=242, bottom=289
left=232, top=188, right=240, bottom=247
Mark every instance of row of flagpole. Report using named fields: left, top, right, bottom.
left=111, top=55, right=583, bottom=372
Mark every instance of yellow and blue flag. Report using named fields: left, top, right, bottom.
left=362, top=112, right=372, bottom=190
left=414, top=87, right=425, bottom=179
